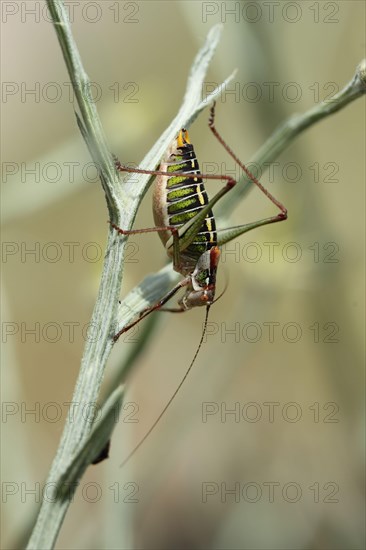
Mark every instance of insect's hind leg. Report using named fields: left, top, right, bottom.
left=208, top=102, right=287, bottom=226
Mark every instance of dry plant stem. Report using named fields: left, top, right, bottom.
left=27, top=2, right=232, bottom=548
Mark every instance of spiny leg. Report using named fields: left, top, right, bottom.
left=208, top=101, right=287, bottom=228
left=113, top=275, right=190, bottom=342
left=109, top=221, right=181, bottom=259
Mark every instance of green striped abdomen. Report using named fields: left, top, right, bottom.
left=166, top=144, right=217, bottom=263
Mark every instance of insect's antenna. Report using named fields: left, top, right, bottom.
left=119, top=305, right=211, bottom=469
left=211, top=277, right=229, bottom=305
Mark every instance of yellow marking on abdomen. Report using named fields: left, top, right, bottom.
left=205, top=218, right=215, bottom=242
left=196, top=184, right=205, bottom=205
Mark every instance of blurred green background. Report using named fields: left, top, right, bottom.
left=2, top=1, right=365, bottom=549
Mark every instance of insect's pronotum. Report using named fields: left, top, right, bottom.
left=111, top=103, right=287, bottom=466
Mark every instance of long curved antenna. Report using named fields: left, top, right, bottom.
left=211, top=264, right=229, bottom=305
left=120, top=305, right=211, bottom=468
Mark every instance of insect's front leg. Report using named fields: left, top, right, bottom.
left=113, top=275, right=190, bottom=343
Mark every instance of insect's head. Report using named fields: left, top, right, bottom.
left=179, top=246, right=221, bottom=309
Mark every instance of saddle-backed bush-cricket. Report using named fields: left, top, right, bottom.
left=111, top=102, right=287, bottom=466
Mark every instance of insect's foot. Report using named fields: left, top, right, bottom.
left=113, top=156, right=124, bottom=172
left=109, top=221, right=127, bottom=235
left=208, top=101, right=217, bottom=127
left=226, top=178, right=236, bottom=189
left=113, top=329, right=124, bottom=343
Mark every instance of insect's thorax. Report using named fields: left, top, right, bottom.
left=152, top=131, right=218, bottom=276
left=179, top=245, right=220, bottom=309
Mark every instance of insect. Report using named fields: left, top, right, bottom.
left=111, top=102, right=287, bottom=465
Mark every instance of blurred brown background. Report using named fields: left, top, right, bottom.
left=2, top=1, right=365, bottom=549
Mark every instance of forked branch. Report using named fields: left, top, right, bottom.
left=27, top=2, right=233, bottom=548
